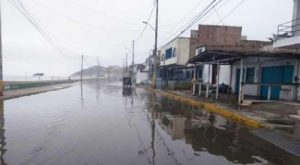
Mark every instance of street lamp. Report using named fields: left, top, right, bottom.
left=142, top=21, right=155, bottom=31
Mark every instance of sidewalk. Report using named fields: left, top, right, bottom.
left=147, top=87, right=300, bottom=157
left=1, top=83, right=73, bottom=100
left=147, top=87, right=300, bottom=133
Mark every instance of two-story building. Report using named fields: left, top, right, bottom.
left=159, top=37, right=200, bottom=89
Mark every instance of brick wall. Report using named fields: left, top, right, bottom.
left=189, top=25, right=242, bottom=58
left=189, top=25, right=272, bottom=58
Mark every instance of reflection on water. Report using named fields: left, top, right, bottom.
left=0, top=82, right=299, bottom=165
left=0, top=100, right=6, bottom=165
left=149, top=91, right=300, bottom=165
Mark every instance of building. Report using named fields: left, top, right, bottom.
left=190, top=25, right=242, bottom=85
left=273, top=0, right=300, bottom=49
left=189, top=25, right=270, bottom=86
left=129, top=64, right=147, bottom=84
left=188, top=50, right=300, bottom=103
left=158, top=37, right=198, bottom=89
left=189, top=25, right=243, bottom=60
left=160, top=37, right=190, bottom=67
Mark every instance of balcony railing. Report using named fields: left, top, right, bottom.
left=277, top=18, right=300, bottom=39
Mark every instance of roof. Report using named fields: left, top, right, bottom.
left=187, top=50, right=300, bottom=64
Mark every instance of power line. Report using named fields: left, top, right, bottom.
left=176, top=0, right=222, bottom=37
left=8, top=0, right=81, bottom=59
left=135, top=1, right=157, bottom=41
left=213, top=8, right=224, bottom=25
left=218, top=0, right=246, bottom=24
left=160, top=0, right=205, bottom=31
left=160, top=0, right=222, bottom=47
left=62, top=0, right=137, bottom=26
left=30, top=0, right=146, bottom=32
left=201, top=0, right=231, bottom=23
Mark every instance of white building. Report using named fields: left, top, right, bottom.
left=189, top=49, right=300, bottom=102
left=273, top=0, right=300, bottom=49
left=160, top=37, right=190, bottom=66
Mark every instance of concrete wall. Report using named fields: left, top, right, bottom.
left=160, top=37, right=190, bottom=66
left=136, top=71, right=148, bottom=84
left=167, top=80, right=192, bottom=90
left=177, top=38, right=190, bottom=65
left=230, top=56, right=300, bottom=101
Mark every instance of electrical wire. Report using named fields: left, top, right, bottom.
left=8, top=0, right=81, bottom=59
left=135, top=0, right=157, bottom=41
left=218, top=0, right=246, bottom=24
left=160, top=0, right=205, bottom=31
left=30, top=0, right=146, bottom=32
left=62, top=0, right=137, bottom=26
left=160, top=0, right=222, bottom=47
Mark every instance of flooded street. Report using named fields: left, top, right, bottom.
left=0, top=82, right=299, bottom=165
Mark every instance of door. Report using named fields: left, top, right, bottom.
left=260, top=65, right=294, bottom=100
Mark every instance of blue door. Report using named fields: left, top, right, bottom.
left=260, top=66, right=294, bottom=100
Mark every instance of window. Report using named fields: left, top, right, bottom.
left=165, top=48, right=173, bottom=59
left=173, top=48, right=176, bottom=57
left=246, top=67, right=255, bottom=83
left=196, top=47, right=206, bottom=56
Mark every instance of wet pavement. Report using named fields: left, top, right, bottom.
left=0, top=81, right=299, bottom=165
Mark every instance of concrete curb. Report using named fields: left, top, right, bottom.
left=1, top=84, right=72, bottom=100
left=146, top=87, right=263, bottom=128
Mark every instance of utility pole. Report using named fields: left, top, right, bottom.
left=97, top=57, right=99, bottom=79
left=125, top=52, right=128, bottom=76
left=0, top=1, right=3, bottom=96
left=98, top=57, right=100, bottom=79
left=153, top=0, right=159, bottom=89
left=132, top=40, right=135, bottom=84
left=81, top=54, right=83, bottom=83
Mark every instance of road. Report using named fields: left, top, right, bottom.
left=0, top=81, right=299, bottom=165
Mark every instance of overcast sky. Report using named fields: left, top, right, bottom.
left=2, top=0, right=293, bottom=77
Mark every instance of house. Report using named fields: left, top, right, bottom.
left=182, top=0, right=300, bottom=103
left=158, top=37, right=198, bottom=89
left=160, top=37, right=190, bottom=67
left=273, top=0, right=300, bottom=49
left=129, top=64, right=147, bottom=84
left=188, top=49, right=300, bottom=103
left=189, top=24, right=270, bottom=86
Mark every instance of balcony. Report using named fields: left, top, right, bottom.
left=273, top=18, right=300, bottom=49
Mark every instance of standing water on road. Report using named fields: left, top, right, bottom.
left=0, top=82, right=299, bottom=165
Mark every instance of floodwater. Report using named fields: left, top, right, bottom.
left=0, top=82, right=299, bottom=165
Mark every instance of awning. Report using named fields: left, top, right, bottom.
left=187, top=50, right=300, bottom=64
